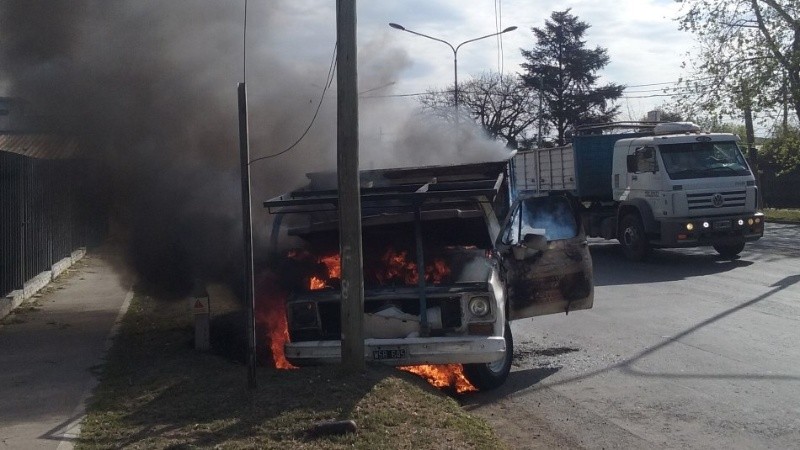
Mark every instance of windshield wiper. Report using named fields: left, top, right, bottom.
left=708, top=166, right=741, bottom=173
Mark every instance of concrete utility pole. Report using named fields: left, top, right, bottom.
left=336, top=0, right=365, bottom=372
left=237, top=82, right=258, bottom=389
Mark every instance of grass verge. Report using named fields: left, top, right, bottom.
left=763, top=208, right=800, bottom=223
left=77, top=291, right=503, bottom=450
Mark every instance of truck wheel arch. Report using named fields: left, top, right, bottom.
left=617, top=199, right=657, bottom=235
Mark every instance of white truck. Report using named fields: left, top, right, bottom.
left=512, top=122, right=764, bottom=260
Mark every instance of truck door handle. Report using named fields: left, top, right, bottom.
left=581, top=240, right=588, bottom=247
left=631, top=175, right=638, bottom=181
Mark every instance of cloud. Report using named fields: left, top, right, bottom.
left=376, top=0, right=693, bottom=118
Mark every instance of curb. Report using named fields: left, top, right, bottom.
left=0, top=248, right=87, bottom=321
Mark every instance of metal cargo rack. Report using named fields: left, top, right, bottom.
left=263, top=160, right=508, bottom=214
left=573, top=121, right=659, bottom=136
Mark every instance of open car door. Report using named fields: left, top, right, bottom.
left=496, top=195, right=594, bottom=319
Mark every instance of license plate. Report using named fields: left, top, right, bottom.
left=372, top=347, right=407, bottom=360
left=714, top=220, right=731, bottom=230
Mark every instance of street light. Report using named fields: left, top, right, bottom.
left=389, top=23, right=517, bottom=118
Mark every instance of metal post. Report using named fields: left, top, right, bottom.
left=414, top=205, right=428, bottom=336
left=238, top=82, right=258, bottom=388
left=20, top=158, right=26, bottom=290
left=336, top=0, right=365, bottom=372
left=453, top=51, right=459, bottom=127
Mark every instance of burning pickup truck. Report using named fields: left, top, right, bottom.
left=264, top=159, right=593, bottom=390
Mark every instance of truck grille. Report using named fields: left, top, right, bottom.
left=290, top=295, right=464, bottom=342
left=686, top=190, right=746, bottom=210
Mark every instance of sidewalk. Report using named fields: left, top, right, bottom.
left=0, top=251, right=131, bottom=450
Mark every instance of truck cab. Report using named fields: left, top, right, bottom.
left=611, top=123, right=763, bottom=259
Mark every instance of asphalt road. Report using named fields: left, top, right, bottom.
left=466, top=222, right=800, bottom=449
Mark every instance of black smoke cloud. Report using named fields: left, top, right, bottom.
left=0, top=1, right=333, bottom=295
left=0, top=1, right=509, bottom=296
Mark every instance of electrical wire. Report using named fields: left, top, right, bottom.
left=360, top=78, right=719, bottom=101
left=249, top=42, right=338, bottom=164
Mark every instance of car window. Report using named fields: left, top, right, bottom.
left=503, top=196, right=579, bottom=243
left=632, top=146, right=658, bottom=173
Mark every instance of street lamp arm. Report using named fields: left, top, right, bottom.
left=397, top=27, right=456, bottom=54
left=455, top=26, right=518, bottom=53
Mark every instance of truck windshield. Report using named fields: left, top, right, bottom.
left=659, top=141, right=751, bottom=180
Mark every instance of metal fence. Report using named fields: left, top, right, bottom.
left=1, top=151, right=103, bottom=298
left=760, top=165, right=800, bottom=208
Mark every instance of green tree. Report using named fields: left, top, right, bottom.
left=676, top=0, right=800, bottom=124
left=420, top=72, right=541, bottom=148
left=520, top=9, right=624, bottom=145
left=760, top=126, right=800, bottom=174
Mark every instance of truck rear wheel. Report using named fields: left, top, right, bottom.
left=463, top=323, right=513, bottom=391
left=619, top=213, right=650, bottom=261
left=713, top=242, right=745, bottom=258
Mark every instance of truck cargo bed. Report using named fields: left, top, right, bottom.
left=512, top=133, right=647, bottom=200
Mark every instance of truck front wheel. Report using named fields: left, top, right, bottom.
left=713, top=242, right=745, bottom=258
left=463, top=323, right=513, bottom=391
left=619, top=213, right=650, bottom=261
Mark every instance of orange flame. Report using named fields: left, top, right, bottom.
left=320, top=254, right=341, bottom=279
left=398, top=364, right=477, bottom=393
left=309, top=276, right=326, bottom=290
left=298, top=248, right=450, bottom=290
left=254, top=271, right=297, bottom=370
left=426, top=258, right=451, bottom=284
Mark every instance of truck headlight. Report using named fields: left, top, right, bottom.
left=703, top=221, right=710, bottom=229
left=468, top=296, right=491, bottom=317
left=686, top=223, right=694, bottom=231
left=738, top=219, right=745, bottom=226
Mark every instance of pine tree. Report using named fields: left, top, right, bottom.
left=520, top=9, right=624, bottom=145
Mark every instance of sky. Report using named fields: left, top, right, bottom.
left=0, top=0, right=701, bottom=172
left=347, top=0, right=696, bottom=121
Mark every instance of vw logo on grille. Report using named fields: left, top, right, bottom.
left=712, top=193, right=725, bottom=207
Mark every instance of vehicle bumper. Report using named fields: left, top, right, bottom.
left=654, top=212, right=764, bottom=247
left=285, top=336, right=507, bottom=366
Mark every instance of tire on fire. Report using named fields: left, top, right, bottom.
left=463, top=322, right=513, bottom=390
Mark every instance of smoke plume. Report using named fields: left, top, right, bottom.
left=0, top=1, right=510, bottom=296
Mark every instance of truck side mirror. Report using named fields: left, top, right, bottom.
left=626, top=155, right=637, bottom=173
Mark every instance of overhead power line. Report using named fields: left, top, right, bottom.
left=249, top=42, right=338, bottom=163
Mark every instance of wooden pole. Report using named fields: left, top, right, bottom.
left=336, top=0, right=365, bottom=371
